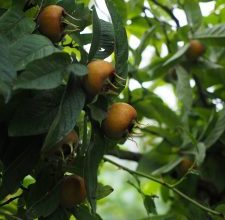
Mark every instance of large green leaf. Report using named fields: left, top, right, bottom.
left=10, top=34, right=58, bottom=70
left=88, top=8, right=114, bottom=61
left=73, top=205, right=102, bottom=220
left=0, top=36, right=16, bottom=102
left=203, top=106, right=225, bottom=148
left=9, top=87, right=64, bottom=136
left=14, top=53, right=71, bottom=90
left=42, top=74, right=85, bottom=153
left=106, top=0, right=128, bottom=79
left=0, top=136, right=41, bottom=200
left=26, top=182, right=61, bottom=219
left=182, top=0, right=202, bottom=28
left=195, top=24, right=225, bottom=46
left=175, top=65, right=193, bottom=111
left=132, top=89, right=180, bottom=129
left=84, top=126, right=106, bottom=212
left=88, top=7, right=101, bottom=61
left=0, top=6, right=35, bottom=42
left=163, top=44, right=189, bottom=67
left=44, top=208, right=70, bottom=220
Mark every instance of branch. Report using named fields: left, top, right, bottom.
left=107, top=149, right=142, bottom=162
left=104, top=157, right=225, bottom=219
left=149, top=0, right=180, bottom=28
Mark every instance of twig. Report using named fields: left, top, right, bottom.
left=107, top=149, right=142, bottom=162
left=104, top=157, right=225, bottom=219
left=149, top=0, right=180, bottom=28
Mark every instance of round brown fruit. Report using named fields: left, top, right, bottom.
left=62, top=130, right=79, bottom=146
left=186, top=40, right=205, bottom=61
left=83, top=60, right=115, bottom=97
left=102, top=102, right=137, bottom=139
left=178, top=157, right=195, bottom=175
left=37, top=5, right=66, bottom=42
left=46, top=130, right=79, bottom=156
left=60, top=175, right=86, bottom=208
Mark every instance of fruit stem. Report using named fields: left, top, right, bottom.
left=64, top=12, right=81, bottom=21
left=114, top=73, right=127, bottom=81
left=104, top=157, right=225, bottom=219
left=62, top=18, right=79, bottom=30
left=114, top=79, right=126, bottom=87
left=105, top=79, right=120, bottom=90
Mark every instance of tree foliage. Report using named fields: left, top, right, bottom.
left=0, top=0, right=225, bottom=219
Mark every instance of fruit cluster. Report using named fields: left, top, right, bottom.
left=36, top=4, right=137, bottom=209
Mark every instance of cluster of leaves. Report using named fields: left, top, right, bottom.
left=1, top=0, right=225, bottom=219
left=114, top=0, right=225, bottom=219
left=0, top=0, right=128, bottom=219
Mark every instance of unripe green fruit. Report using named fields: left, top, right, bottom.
left=102, top=102, right=137, bottom=139
left=37, top=5, right=66, bottom=42
left=60, top=175, right=86, bottom=208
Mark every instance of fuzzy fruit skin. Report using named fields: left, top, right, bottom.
left=62, top=130, right=79, bottom=146
left=186, top=40, right=205, bottom=60
left=178, top=157, right=195, bottom=175
left=46, top=130, right=79, bottom=156
left=37, top=5, right=65, bottom=42
left=60, top=175, right=86, bottom=208
left=103, top=102, right=137, bottom=139
left=83, top=60, right=115, bottom=97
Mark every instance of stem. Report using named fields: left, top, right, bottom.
left=64, top=12, right=80, bottom=21
left=104, top=157, right=225, bottom=219
left=62, top=18, right=79, bottom=30
left=107, top=149, right=142, bottom=162
left=149, top=0, right=180, bottom=28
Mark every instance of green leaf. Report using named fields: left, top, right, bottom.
left=0, top=6, right=35, bottom=42
left=134, top=26, right=156, bottom=66
left=26, top=182, right=61, bottom=219
left=0, top=136, right=41, bottom=200
left=94, top=19, right=114, bottom=59
left=14, top=53, right=71, bottom=90
left=152, top=157, right=183, bottom=176
left=0, top=36, right=16, bottom=102
left=163, top=44, right=189, bottom=67
left=42, top=74, right=85, bottom=153
left=203, top=106, right=225, bottom=148
left=66, top=63, right=88, bottom=77
left=10, top=34, right=58, bottom=70
left=84, top=126, right=106, bottom=212
left=194, top=142, right=206, bottom=166
left=143, top=195, right=157, bottom=215
left=183, top=0, right=202, bottom=28
left=88, top=7, right=101, bottom=61
left=175, top=65, right=193, bottom=111
left=212, top=204, right=225, bottom=220
left=105, top=0, right=128, bottom=79
left=195, top=24, right=225, bottom=46
left=88, top=8, right=114, bottom=61
left=73, top=205, right=102, bottom=220
left=44, top=208, right=70, bottom=220
left=9, top=87, right=63, bottom=136
left=132, top=89, right=180, bottom=129
left=96, top=183, right=113, bottom=200
left=137, top=149, right=180, bottom=175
